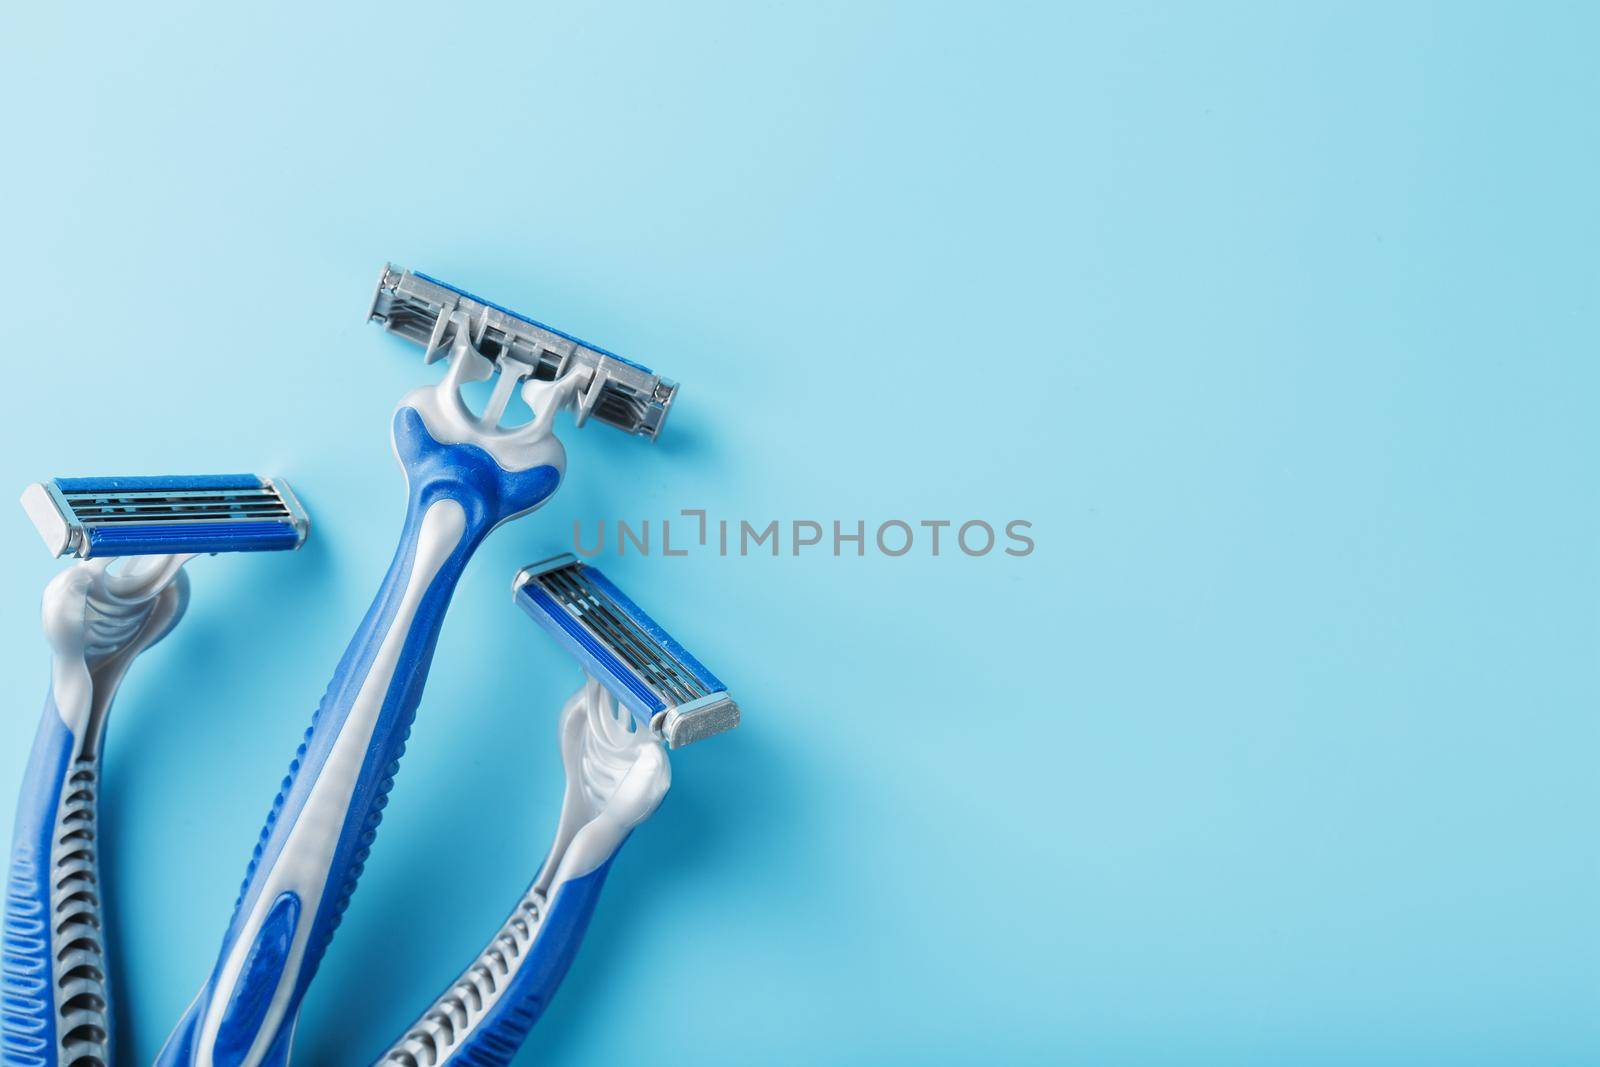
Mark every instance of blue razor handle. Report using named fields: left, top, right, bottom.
left=374, top=680, right=671, bottom=1067
left=443, top=860, right=618, bottom=1065
left=373, top=846, right=625, bottom=1067
left=5, top=473, right=305, bottom=1067
left=4, top=573, right=188, bottom=1067
left=156, top=407, right=564, bottom=1067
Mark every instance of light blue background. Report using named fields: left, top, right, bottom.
left=1, top=2, right=1595, bottom=1064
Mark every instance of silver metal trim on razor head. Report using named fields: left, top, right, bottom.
left=20, top=482, right=75, bottom=556
left=367, top=264, right=679, bottom=440
left=267, top=478, right=313, bottom=545
left=659, top=693, right=741, bottom=748
left=513, top=553, right=580, bottom=589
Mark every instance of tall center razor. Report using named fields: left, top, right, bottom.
left=156, top=267, right=678, bottom=1067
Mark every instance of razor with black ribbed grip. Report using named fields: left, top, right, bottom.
left=2, top=474, right=308, bottom=1067
left=374, top=555, right=738, bottom=1066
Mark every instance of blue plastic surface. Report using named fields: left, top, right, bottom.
left=54, top=475, right=264, bottom=493
left=443, top=855, right=620, bottom=1067
left=518, top=583, right=667, bottom=723
left=581, top=565, right=725, bottom=694
left=156, top=405, right=561, bottom=1065
left=213, top=892, right=299, bottom=1067
left=0, top=694, right=73, bottom=1067
left=84, top=521, right=301, bottom=559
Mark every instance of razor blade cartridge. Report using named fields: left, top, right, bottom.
left=515, top=554, right=739, bottom=748
left=21, top=475, right=310, bottom=559
left=367, top=264, right=678, bottom=440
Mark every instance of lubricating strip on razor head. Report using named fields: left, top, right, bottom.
left=20, top=474, right=311, bottom=559
left=515, top=554, right=740, bottom=748
left=367, top=263, right=679, bottom=440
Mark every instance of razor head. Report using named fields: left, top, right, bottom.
left=20, top=475, right=310, bottom=559
left=515, top=554, right=739, bottom=748
left=367, top=264, right=678, bottom=441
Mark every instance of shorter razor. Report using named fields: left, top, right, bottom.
left=368, top=264, right=678, bottom=440
left=2, top=475, right=308, bottom=1067
left=373, top=557, right=738, bottom=1066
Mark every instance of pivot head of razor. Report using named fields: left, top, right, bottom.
left=368, top=264, right=679, bottom=441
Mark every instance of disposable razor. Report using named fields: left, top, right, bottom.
left=368, top=265, right=677, bottom=440
left=2, top=475, right=309, bottom=1067
left=375, top=556, right=737, bottom=1066
left=157, top=269, right=675, bottom=1067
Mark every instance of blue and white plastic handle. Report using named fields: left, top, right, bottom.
left=157, top=334, right=584, bottom=1067
left=374, top=680, right=670, bottom=1067
left=3, top=557, right=190, bottom=1067
left=4, top=474, right=307, bottom=1067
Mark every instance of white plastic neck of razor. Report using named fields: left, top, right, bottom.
left=398, top=317, right=584, bottom=474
